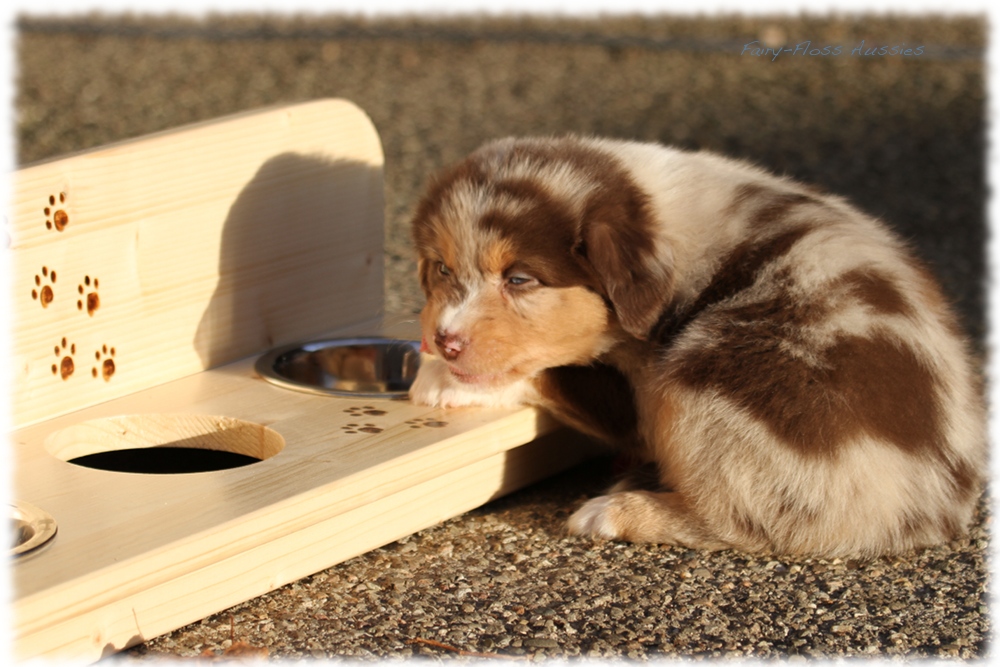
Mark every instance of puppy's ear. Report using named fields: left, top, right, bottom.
left=578, top=219, right=674, bottom=339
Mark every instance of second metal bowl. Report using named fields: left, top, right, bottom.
left=10, top=501, right=57, bottom=558
left=255, top=337, right=422, bottom=398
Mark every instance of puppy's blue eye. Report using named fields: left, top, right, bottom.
left=507, top=275, right=535, bottom=287
left=438, top=262, right=451, bottom=276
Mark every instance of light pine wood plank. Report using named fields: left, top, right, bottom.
left=11, top=345, right=602, bottom=663
left=14, top=428, right=601, bottom=662
left=8, top=100, right=386, bottom=429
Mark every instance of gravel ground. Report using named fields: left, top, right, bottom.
left=14, top=12, right=991, bottom=661
left=119, top=459, right=992, bottom=661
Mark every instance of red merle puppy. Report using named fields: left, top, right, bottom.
left=409, top=136, right=986, bottom=558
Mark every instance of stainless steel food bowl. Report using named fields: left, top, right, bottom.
left=255, top=337, right=422, bottom=398
left=10, top=501, right=57, bottom=558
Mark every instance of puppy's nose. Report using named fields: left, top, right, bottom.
left=434, top=329, right=467, bottom=361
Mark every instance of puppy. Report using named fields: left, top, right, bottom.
left=408, top=136, right=986, bottom=557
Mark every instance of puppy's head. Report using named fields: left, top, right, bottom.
left=410, top=137, right=672, bottom=388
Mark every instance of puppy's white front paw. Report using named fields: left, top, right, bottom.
left=408, top=355, right=460, bottom=407
left=408, top=356, right=535, bottom=408
left=567, top=495, right=623, bottom=540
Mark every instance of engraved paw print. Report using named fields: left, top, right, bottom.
left=92, top=345, right=116, bottom=381
left=31, top=266, right=57, bottom=308
left=51, top=338, right=76, bottom=380
left=340, top=422, right=384, bottom=435
left=405, top=417, right=448, bottom=429
left=344, top=405, right=388, bottom=418
left=44, top=193, right=69, bottom=232
left=77, top=275, right=100, bottom=316
left=340, top=406, right=388, bottom=434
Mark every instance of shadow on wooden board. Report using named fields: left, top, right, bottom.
left=194, top=153, right=385, bottom=370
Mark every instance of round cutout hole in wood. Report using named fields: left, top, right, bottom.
left=45, top=414, right=285, bottom=474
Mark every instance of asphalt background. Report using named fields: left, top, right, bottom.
left=14, top=12, right=991, bottom=661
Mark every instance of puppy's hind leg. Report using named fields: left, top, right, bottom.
left=567, top=490, right=732, bottom=551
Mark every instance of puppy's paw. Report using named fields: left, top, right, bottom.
left=408, top=355, right=462, bottom=407
left=409, top=355, right=535, bottom=408
left=567, top=495, right=624, bottom=540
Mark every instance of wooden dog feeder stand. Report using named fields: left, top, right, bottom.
left=7, top=99, right=600, bottom=662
